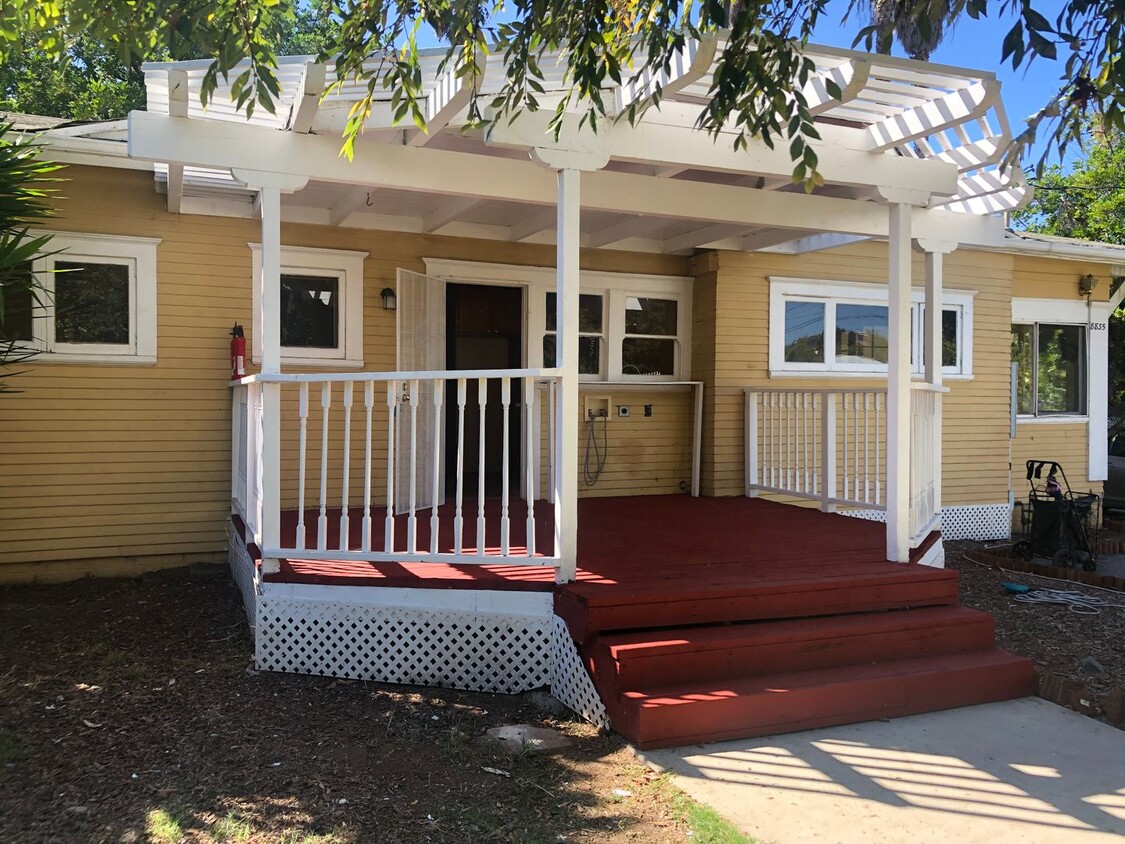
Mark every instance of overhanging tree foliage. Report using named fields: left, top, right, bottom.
left=0, top=1, right=1119, bottom=182
left=0, top=124, right=62, bottom=392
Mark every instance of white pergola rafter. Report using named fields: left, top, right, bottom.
left=328, top=187, right=376, bottom=226
left=663, top=223, right=751, bottom=253
left=508, top=207, right=557, bottom=242
left=422, top=196, right=485, bottom=232
left=164, top=70, right=190, bottom=214
left=586, top=216, right=654, bottom=248
left=802, top=59, right=871, bottom=116
left=405, top=57, right=486, bottom=147
left=616, top=34, right=719, bottom=114
left=866, top=79, right=1000, bottom=153
left=287, top=62, right=328, bottom=134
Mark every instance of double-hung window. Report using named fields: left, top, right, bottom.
left=543, top=292, right=604, bottom=377
left=251, top=245, right=366, bottom=367
left=770, top=278, right=974, bottom=378
left=1011, top=322, right=1087, bottom=416
left=3, top=232, right=159, bottom=363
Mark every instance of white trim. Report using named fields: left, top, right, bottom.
left=250, top=244, right=367, bottom=368
left=20, top=231, right=159, bottom=364
left=423, top=258, right=693, bottom=381
left=768, top=277, right=975, bottom=378
left=1011, top=297, right=1109, bottom=480
left=259, top=580, right=552, bottom=616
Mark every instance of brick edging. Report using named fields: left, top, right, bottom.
left=964, top=545, right=1125, bottom=592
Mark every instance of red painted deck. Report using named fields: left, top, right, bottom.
left=237, top=495, right=1034, bottom=747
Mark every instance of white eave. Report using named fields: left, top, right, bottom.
left=997, top=230, right=1125, bottom=264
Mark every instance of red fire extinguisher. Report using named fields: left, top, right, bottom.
left=230, top=323, right=246, bottom=379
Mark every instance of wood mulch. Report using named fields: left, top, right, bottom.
left=946, top=540, right=1125, bottom=728
left=0, top=567, right=728, bottom=844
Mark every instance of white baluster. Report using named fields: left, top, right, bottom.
left=318, top=382, right=331, bottom=551
left=385, top=380, right=397, bottom=554
left=430, top=379, right=443, bottom=555
left=864, top=392, right=871, bottom=505
left=500, top=378, right=511, bottom=556
left=841, top=394, right=849, bottom=502
left=876, top=392, right=883, bottom=506
left=362, top=381, right=374, bottom=552
left=477, top=377, right=487, bottom=556
left=525, top=377, right=537, bottom=557
left=408, top=378, right=419, bottom=553
left=340, top=382, right=353, bottom=551
left=803, top=393, right=810, bottom=494
left=823, top=392, right=837, bottom=512
left=454, top=379, right=467, bottom=555
left=853, top=392, right=859, bottom=503
left=296, top=383, right=308, bottom=550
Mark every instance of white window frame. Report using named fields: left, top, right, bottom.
left=768, top=278, right=975, bottom=379
left=19, top=231, right=159, bottom=364
left=250, top=244, right=366, bottom=368
left=543, top=291, right=607, bottom=380
left=423, top=259, right=693, bottom=382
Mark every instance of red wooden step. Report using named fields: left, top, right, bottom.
left=616, top=649, right=1036, bottom=749
left=556, top=567, right=960, bottom=640
left=590, top=606, right=996, bottom=691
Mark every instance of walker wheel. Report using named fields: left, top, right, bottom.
left=1012, top=541, right=1033, bottom=561
left=1052, top=549, right=1078, bottom=569
left=1082, top=559, right=1097, bottom=572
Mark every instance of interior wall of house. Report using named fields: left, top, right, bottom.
left=0, top=165, right=694, bottom=582
left=692, top=239, right=1019, bottom=511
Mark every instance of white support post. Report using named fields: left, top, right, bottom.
left=231, top=169, right=308, bottom=571
left=886, top=202, right=913, bottom=562
left=554, top=168, right=581, bottom=583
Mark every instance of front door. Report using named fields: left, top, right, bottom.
left=445, top=283, right=523, bottom=498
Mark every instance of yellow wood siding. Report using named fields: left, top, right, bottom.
left=0, top=165, right=690, bottom=581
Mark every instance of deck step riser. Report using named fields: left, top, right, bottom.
left=596, top=611, right=996, bottom=690
left=561, top=577, right=960, bottom=640
left=623, top=654, right=1036, bottom=750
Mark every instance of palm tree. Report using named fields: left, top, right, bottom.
left=863, top=0, right=968, bottom=61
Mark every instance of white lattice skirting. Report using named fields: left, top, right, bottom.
left=226, top=520, right=258, bottom=634
left=254, top=598, right=553, bottom=693
left=841, top=503, right=1012, bottom=541
left=550, top=616, right=610, bottom=729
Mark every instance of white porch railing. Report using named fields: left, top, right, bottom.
left=745, top=386, right=944, bottom=548
left=232, top=368, right=561, bottom=567
left=908, top=384, right=943, bottom=544
left=745, top=388, right=887, bottom=511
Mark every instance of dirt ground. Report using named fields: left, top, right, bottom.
left=947, top=540, right=1125, bottom=724
left=0, top=568, right=737, bottom=844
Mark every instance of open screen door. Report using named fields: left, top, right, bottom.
left=394, top=268, right=446, bottom=514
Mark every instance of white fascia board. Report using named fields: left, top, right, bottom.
left=991, top=233, right=1125, bottom=264
left=866, top=79, right=1000, bottom=152
left=41, top=135, right=152, bottom=171
left=126, top=111, right=1005, bottom=245
left=486, top=109, right=959, bottom=198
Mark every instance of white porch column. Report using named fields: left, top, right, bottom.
left=531, top=147, right=609, bottom=584
left=555, top=168, right=581, bottom=582
left=885, top=200, right=914, bottom=563
left=232, top=169, right=308, bottom=570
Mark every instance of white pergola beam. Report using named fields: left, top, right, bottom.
left=288, top=62, right=328, bottom=134
left=423, top=196, right=484, bottom=232
left=328, top=187, right=375, bottom=226
left=866, top=79, right=1000, bottom=152
left=617, top=34, right=719, bottom=112
left=486, top=110, right=959, bottom=198
left=586, top=216, right=656, bottom=248
left=802, top=59, right=871, bottom=116
left=127, top=111, right=1005, bottom=246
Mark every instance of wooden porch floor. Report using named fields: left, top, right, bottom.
left=260, top=495, right=903, bottom=593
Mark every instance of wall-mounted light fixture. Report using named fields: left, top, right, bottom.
left=380, top=287, right=397, bottom=311
left=1079, top=274, right=1098, bottom=298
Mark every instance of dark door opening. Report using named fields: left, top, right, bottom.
left=445, top=283, right=523, bottom=498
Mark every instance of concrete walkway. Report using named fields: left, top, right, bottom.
left=641, top=698, right=1125, bottom=844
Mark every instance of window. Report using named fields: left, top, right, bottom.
left=251, top=245, right=366, bottom=367
left=543, top=292, right=603, bottom=375
left=1012, top=322, right=1086, bottom=416
left=0, top=262, right=35, bottom=343
left=623, top=297, right=678, bottom=376
left=12, top=232, right=159, bottom=363
left=769, top=278, right=974, bottom=378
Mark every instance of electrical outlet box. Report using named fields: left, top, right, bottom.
left=618, top=405, right=631, bottom=418
left=584, top=395, right=611, bottom=419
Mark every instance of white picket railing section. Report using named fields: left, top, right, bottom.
left=909, top=385, right=942, bottom=543
left=744, top=388, right=887, bottom=511
left=232, top=368, right=561, bottom=567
